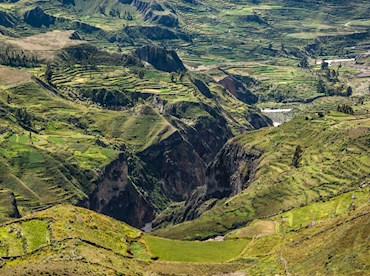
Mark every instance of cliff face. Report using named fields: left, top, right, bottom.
left=246, top=112, right=273, bottom=129
left=139, top=131, right=207, bottom=201
left=204, top=143, right=263, bottom=198
left=85, top=110, right=232, bottom=226
left=139, top=101, right=232, bottom=201
left=8, top=192, right=20, bottom=218
left=165, top=102, right=232, bottom=163
left=85, top=109, right=231, bottom=226
left=124, top=26, right=191, bottom=41
left=135, top=45, right=186, bottom=72
left=192, top=79, right=213, bottom=99
left=85, top=153, right=156, bottom=228
left=23, top=7, right=56, bottom=28
left=0, top=191, right=21, bottom=222
left=219, top=75, right=258, bottom=105
left=85, top=97, right=270, bottom=228
left=153, top=141, right=263, bottom=226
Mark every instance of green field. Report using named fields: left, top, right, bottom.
left=144, top=235, right=248, bottom=262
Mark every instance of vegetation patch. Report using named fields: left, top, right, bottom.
left=144, top=235, right=248, bottom=263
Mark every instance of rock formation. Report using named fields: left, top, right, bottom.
left=135, top=45, right=186, bottom=72
left=23, top=7, right=56, bottom=28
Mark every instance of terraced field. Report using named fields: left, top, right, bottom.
left=40, top=62, right=264, bottom=135
left=48, top=65, right=199, bottom=102
left=0, top=0, right=368, bottom=274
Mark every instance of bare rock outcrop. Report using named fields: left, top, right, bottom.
left=135, top=45, right=186, bottom=72
left=84, top=153, right=156, bottom=228
left=219, top=75, right=258, bottom=105
left=153, top=142, right=264, bottom=226
left=23, top=7, right=56, bottom=28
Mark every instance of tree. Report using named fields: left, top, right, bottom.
left=15, top=108, right=33, bottom=129
left=337, top=104, right=354, bottom=115
left=321, top=60, right=329, bottom=70
left=45, top=63, right=53, bottom=84
left=292, top=145, right=303, bottom=168
left=179, top=72, right=185, bottom=83
left=317, top=79, right=326, bottom=94
left=346, top=86, right=353, bottom=97
left=298, top=57, right=309, bottom=68
left=138, top=69, right=145, bottom=79
left=170, top=73, right=176, bottom=83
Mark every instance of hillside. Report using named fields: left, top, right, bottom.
left=0, top=45, right=272, bottom=226
left=0, top=205, right=148, bottom=275
left=154, top=107, right=370, bottom=239
left=0, top=201, right=368, bottom=275
left=0, top=0, right=369, bottom=274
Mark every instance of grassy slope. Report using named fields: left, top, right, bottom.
left=173, top=0, right=370, bottom=60
left=171, top=0, right=370, bottom=102
left=0, top=1, right=368, bottom=274
left=0, top=79, right=119, bottom=213
left=0, top=205, right=150, bottom=275
left=148, top=190, right=369, bottom=275
left=0, top=59, right=257, bottom=217
left=230, top=201, right=370, bottom=275
left=1, top=200, right=368, bottom=275
left=154, top=108, right=370, bottom=240
left=0, top=205, right=257, bottom=275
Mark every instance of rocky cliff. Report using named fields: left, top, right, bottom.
left=83, top=153, right=156, bottom=228
left=84, top=97, right=271, bottom=228
left=23, top=7, right=56, bottom=28
left=135, top=45, right=186, bottom=72
left=138, top=101, right=231, bottom=198
left=139, top=131, right=207, bottom=201
left=124, top=26, right=191, bottom=41
left=153, top=141, right=263, bottom=226
left=219, top=75, right=258, bottom=105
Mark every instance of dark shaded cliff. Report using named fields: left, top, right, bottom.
left=135, top=45, right=186, bottom=73
left=153, top=142, right=263, bottom=226
left=23, top=7, right=56, bottom=28
left=83, top=153, right=157, bottom=228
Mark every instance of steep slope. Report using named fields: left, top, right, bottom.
left=0, top=0, right=368, bottom=105
left=0, top=1, right=368, bottom=274
left=0, top=190, right=20, bottom=222
left=0, top=38, right=271, bottom=228
left=154, top=109, right=370, bottom=239
left=225, top=190, right=370, bottom=275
